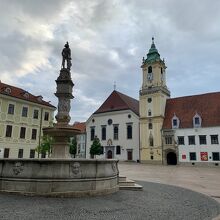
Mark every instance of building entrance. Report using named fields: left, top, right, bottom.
left=167, top=152, right=177, bottom=165
left=107, top=150, right=113, bottom=159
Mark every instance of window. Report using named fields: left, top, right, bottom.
left=18, top=149, right=23, bottom=158
left=31, top=129, right=37, bottom=140
left=193, top=113, right=202, bottom=128
left=148, top=110, right=152, bottom=116
left=116, top=145, right=121, bottom=155
left=148, top=66, right=152, bottom=73
left=165, top=136, right=172, bottom=145
left=101, top=126, right=106, bottom=140
left=178, top=136, right=184, bottom=145
left=33, top=109, right=39, bottom=119
left=127, top=124, right=132, bottom=139
left=188, top=136, right=195, bottom=145
left=41, top=152, right=46, bottom=158
left=172, top=114, right=180, bottom=129
left=212, top=152, right=220, bottom=161
left=147, top=98, right=152, bottom=103
left=44, top=112, right=49, bottom=121
left=113, top=125, right=119, bottom=140
left=173, top=119, right=177, bottom=126
left=30, top=149, right=35, bottom=158
left=22, top=106, right=28, bottom=117
left=8, top=104, right=15, bottom=115
left=211, top=135, right=219, bottom=144
left=199, top=135, right=206, bottom=145
left=20, top=127, right=26, bottom=139
left=148, top=123, right=153, bottom=129
left=149, top=135, right=154, bottom=147
left=4, top=148, right=10, bottom=158
left=90, top=127, right=95, bottom=141
left=189, top=152, right=196, bottom=161
left=5, top=125, right=12, bottom=137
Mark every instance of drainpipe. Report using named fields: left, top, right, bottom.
left=38, top=107, right=43, bottom=158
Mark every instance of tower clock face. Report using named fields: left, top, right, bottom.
left=147, top=72, right=153, bottom=81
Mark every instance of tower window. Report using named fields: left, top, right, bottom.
left=148, top=110, right=152, bottom=116
left=147, top=98, right=152, bottom=103
left=148, top=66, right=152, bottom=73
left=161, top=67, right=163, bottom=74
left=148, top=123, right=153, bottom=129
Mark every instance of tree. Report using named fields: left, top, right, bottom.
left=69, top=137, right=77, bottom=158
left=90, top=136, right=102, bottom=158
left=35, top=135, right=53, bottom=158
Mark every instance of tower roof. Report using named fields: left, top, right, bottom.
left=94, top=90, right=139, bottom=116
left=143, top=37, right=162, bottom=64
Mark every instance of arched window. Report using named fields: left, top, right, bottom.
left=127, top=124, right=132, bottom=139
left=101, top=126, right=106, bottom=140
left=90, top=127, right=95, bottom=141
left=113, top=125, right=119, bottom=140
left=148, top=66, right=152, bottom=73
left=149, top=123, right=153, bottom=129
left=116, top=145, right=121, bottom=155
left=148, top=110, right=152, bottom=116
left=149, top=134, right=154, bottom=147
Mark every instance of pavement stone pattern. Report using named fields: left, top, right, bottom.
left=119, top=162, right=220, bottom=203
left=0, top=181, right=219, bottom=220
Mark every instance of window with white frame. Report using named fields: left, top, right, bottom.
left=193, top=113, right=202, bottom=128
left=172, top=114, right=180, bottom=129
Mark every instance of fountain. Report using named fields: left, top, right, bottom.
left=0, top=42, right=119, bottom=197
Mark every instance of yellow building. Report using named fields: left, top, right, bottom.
left=0, top=81, right=56, bottom=158
left=139, top=38, right=170, bottom=164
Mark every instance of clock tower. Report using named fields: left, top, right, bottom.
left=139, top=38, right=170, bottom=164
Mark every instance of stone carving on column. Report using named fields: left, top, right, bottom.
left=58, top=98, right=70, bottom=113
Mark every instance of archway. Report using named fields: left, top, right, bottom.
left=107, top=150, right=113, bottom=159
left=167, top=152, right=177, bottom=165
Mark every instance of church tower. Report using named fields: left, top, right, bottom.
left=139, top=38, right=170, bottom=164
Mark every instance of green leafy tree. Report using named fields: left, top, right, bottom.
left=35, top=135, right=53, bottom=158
left=90, top=136, right=102, bottom=158
left=69, top=137, right=77, bottom=158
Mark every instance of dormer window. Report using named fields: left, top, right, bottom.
left=37, top=96, right=43, bottom=102
left=5, top=87, right=11, bottom=94
left=172, top=114, right=180, bottom=129
left=193, top=113, right=202, bottom=128
left=23, top=92, right=29, bottom=98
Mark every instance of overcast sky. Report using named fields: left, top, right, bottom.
left=1, top=0, right=220, bottom=123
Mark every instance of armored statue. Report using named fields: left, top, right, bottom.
left=61, top=42, right=72, bottom=70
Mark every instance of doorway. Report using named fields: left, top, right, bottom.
left=167, top=152, right=177, bottom=165
left=127, top=150, right=133, bottom=161
left=107, top=150, right=113, bottom=159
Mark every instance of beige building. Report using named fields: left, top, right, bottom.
left=139, top=38, right=170, bottom=164
left=0, top=81, right=56, bottom=158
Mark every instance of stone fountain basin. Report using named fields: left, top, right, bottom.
left=0, top=159, right=119, bottom=197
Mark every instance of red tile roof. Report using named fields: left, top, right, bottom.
left=72, top=122, right=86, bottom=133
left=0, top=81, right=56, bottom=108
left=163, top=92, right=220, bottom=129
left=94, top=90, right=139, bottom=116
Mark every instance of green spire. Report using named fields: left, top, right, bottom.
left=144, top=37, right=161, bottom=63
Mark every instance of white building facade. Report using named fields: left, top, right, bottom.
left=86, top=91, right=140, bottom=161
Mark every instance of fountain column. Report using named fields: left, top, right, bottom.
left=43, top=42, right=80, bottom=158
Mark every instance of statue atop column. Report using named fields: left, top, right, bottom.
left=61, top=42, right=72, bottom=71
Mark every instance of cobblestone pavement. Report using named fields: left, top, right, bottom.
left=119, top=162, right=220, bottom=203
left=0, top=181, right=220, bottom=220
